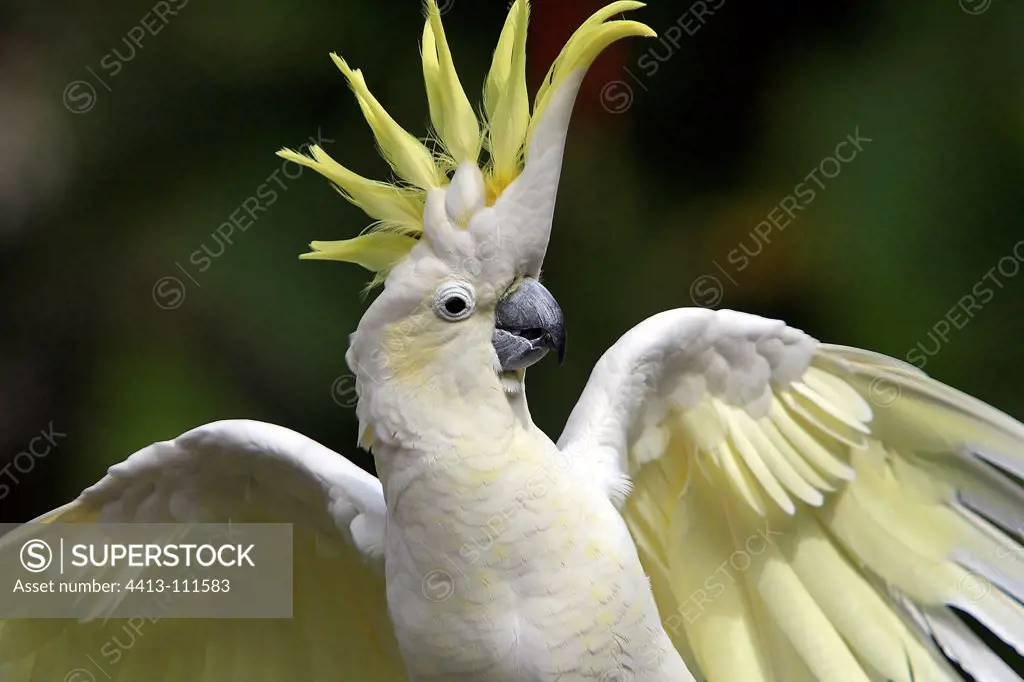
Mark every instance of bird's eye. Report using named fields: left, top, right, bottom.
left=433, top=282, right=476, bottom=322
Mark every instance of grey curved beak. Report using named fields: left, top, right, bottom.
left=492, top=278, right=566, bottom=372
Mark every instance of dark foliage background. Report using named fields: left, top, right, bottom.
left=1, top=0, right=1021, bottom=536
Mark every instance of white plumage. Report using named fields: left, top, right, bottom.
left=3, top=1, right=1023, bottom=680
left=4, top=310, right=1023, bottom=680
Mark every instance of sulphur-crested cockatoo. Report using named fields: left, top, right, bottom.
left=3, top=2, right=1023, bottom=681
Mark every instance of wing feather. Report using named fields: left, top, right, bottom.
left=560, top=308, right=1024, bottom=682
left=921, top=606, right=1023, bottom=681
left=953, top=504, right=1024, bottom=603
left=735, top=412, right=824, bottom=507
left=768, top=399, right=856, bottom=481
left=754, top=548, right=871, bottom=682
left=665, top=463, right=774, bottom=682
left=720, top=403, right=796, bottom=514
left=759, top=417, right=835, bottom=492
left=0, top=420, right=405, bottom=682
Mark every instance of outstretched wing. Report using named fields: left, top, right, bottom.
left=0, top=419, right=405, bottom=682
left=559, top=308, right=1024, bottom=682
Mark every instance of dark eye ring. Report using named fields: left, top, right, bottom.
left=433, top=282, right=475, bottom=321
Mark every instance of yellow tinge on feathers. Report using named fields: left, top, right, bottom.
left=276, top=0, right=655, bottom=280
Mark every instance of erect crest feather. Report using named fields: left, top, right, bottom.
left=422, top=0, right=481, bottom=166
left=484, top=0, right=530, bottom=200
left=278, top=1, right=654, bottom=280
left=528, top=2, right=654, bottom=147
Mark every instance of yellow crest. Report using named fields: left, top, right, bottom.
left=278, top=0, right=654, bottom=280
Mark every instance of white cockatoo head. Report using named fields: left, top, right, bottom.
left=280, top=1, right=653, bottom=413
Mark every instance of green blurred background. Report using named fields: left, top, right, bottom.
left=2, top=0, right=1022, bottom=522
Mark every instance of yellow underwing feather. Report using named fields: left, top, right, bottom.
left=667, top=467, right=774, bottom=681
left=737, top=413, right=825, bottom=507
left=754, top=551, right=872, bottom=682
left=823, top=449, right=961, bottom=605
left=331, top=53, right=443, bottom=190
left=759, top=418, right=834, bottom=492
left=781, top=390, right=869, bottom=449
left=422, top=0, right=481, bottom=165
left=801, top=367, right=873, bottom=424
left=769, top=399, right=856, bottom=482
left=787, top=515, right=950, bottom=681
left=712, top=439, right=767, bottom=517
left=720, top=403, right=795, bottom=514
left=623, top=442, right=704, bottom=674
left=790, top=381, right=872, bottom=436
left=747, top=591, right=819, bottom=682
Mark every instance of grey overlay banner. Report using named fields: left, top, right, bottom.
left=0, top=523, right=293, bottom=618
